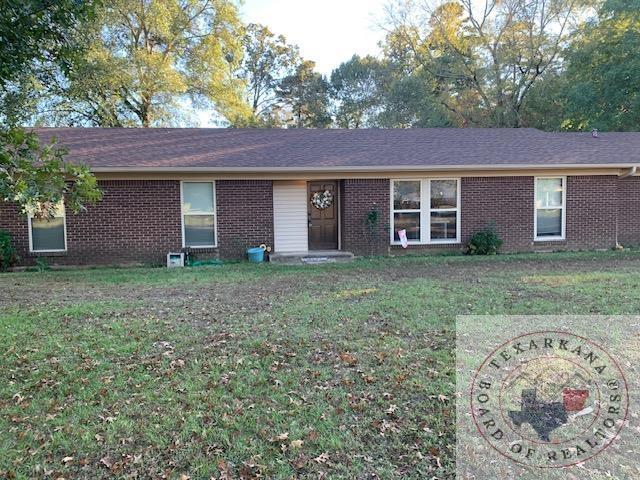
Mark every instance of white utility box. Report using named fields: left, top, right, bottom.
left=167, top=252, right=185, bottom=268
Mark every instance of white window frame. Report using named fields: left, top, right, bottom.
left=180, top=181, right=218, bottom=248
left=390, top=178, right=461, bottom=245
left=28, top=203, right=67, bottom=253
left=534, top=176, right=566, bottom=242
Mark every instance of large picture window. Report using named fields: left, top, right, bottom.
left=535, top=177, right=565, bottom=240
left=392, top=180, right=421, bottom=242
left=391, top=179, right=460, bottom=244
left=181, top=182, right=216, bottom=248
left=29, top=202, right=67, bottom=252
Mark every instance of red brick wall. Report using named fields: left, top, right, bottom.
left=0, top=179, right=276, bottom=266
left=2, top=175, right=638, bottom=267
left=342, top=175, right=626, bottom=255
left=563, top=176, right=618, bottom=250
left=460, top=176, right=533, bottom=252
left=618, top=176, right=640, bottom=247
left=385, top=176, right=531, bottom=254
left=341, top=179, right=390, bottom=255
left=461, top=176, right=619, bottom=252
left=216, top=180, right=274, bottom=258
left=1, top=180, right=183, bottom=266
left=0, top=202, right=29, bottom=260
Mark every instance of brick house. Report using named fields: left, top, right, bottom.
left=2, top=127, right=640, bottom=266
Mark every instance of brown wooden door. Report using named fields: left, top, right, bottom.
left=308, top=181, right=338, bottom=250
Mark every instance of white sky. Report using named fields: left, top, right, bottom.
left=240, top=0, right=388, bottom=75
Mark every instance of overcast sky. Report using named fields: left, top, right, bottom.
left=241, top=0, right=388, bottom=75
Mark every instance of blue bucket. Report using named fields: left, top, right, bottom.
left=247, top=247, right=264, bottom=263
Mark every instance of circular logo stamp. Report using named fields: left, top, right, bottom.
left=470, top=330, right=628, bottom=468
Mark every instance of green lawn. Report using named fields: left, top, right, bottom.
left=2, top=250, right=640, bottom=479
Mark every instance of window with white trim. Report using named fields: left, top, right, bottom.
left=29, top=202, right=67, bottom=252
left=535, top=177, right=566, bottom=240
left=391, top=179, right=460, bottom=244
left=181, top=182, right=216, bottom=248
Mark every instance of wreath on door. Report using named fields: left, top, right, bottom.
left=310, top=190, right=334, bottom=210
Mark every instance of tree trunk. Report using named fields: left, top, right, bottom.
left=140, top=94, right=151, bottom=127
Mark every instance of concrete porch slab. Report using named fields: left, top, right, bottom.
left=270, top=250, right=355, bottom=265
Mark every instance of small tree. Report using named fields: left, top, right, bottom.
left=0, top=127, right=102, bottom=219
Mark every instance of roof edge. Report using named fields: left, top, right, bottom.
left=91, top=163, right=640, bottom=173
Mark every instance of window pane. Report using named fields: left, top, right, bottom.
left=536, top=178, right=563, bottom=208
left=184, top=215, right=215, bottom=246
left=183, top=182, right=214, bottom=213
left=430, top=180, right=457, bottom=209
left=393, top=181, right=421, bottom=210
left=393, top=212, right=420, bottom=241
left=32, top=217, right=65, bottom=251
left=430, top=211, right=457, bottom=240
left=537, top=209, right=562, bottom=237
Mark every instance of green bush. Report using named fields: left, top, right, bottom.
left=466, top=225, right=503, bottom=255
left=0, top=230, right=16, bottom=271
left=34, top=257, right=50, bottom=272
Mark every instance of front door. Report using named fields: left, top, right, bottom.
left=308, top=181, right=338, bottom=250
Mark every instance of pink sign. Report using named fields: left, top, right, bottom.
left=398, top=229, right=408, bottom=248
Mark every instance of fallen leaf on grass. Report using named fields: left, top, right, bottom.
left=290, top=439, right=304, bottom=449
left=339, top=353, right=358, bottom=366
left=293, top=454, right=308, bottom=469
left=314, top=452, right=329, bottom=464
left=61, top=456, right=73, bottom=465
left=238, top=465, right=256, bottom=479
left=169, top=358, right=185, bottom=370
left=270, top=432, right=289, bottom=442
left=362, top=374, right=375, bottom=384
left=217, top=460, right=232, bottom=479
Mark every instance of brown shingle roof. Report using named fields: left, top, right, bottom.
left=32, top=127, right=640, bottom=171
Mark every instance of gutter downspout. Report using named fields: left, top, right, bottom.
left=616, top=166, right=638, bottom=249
left=619, top=166, right=637, bottom=179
